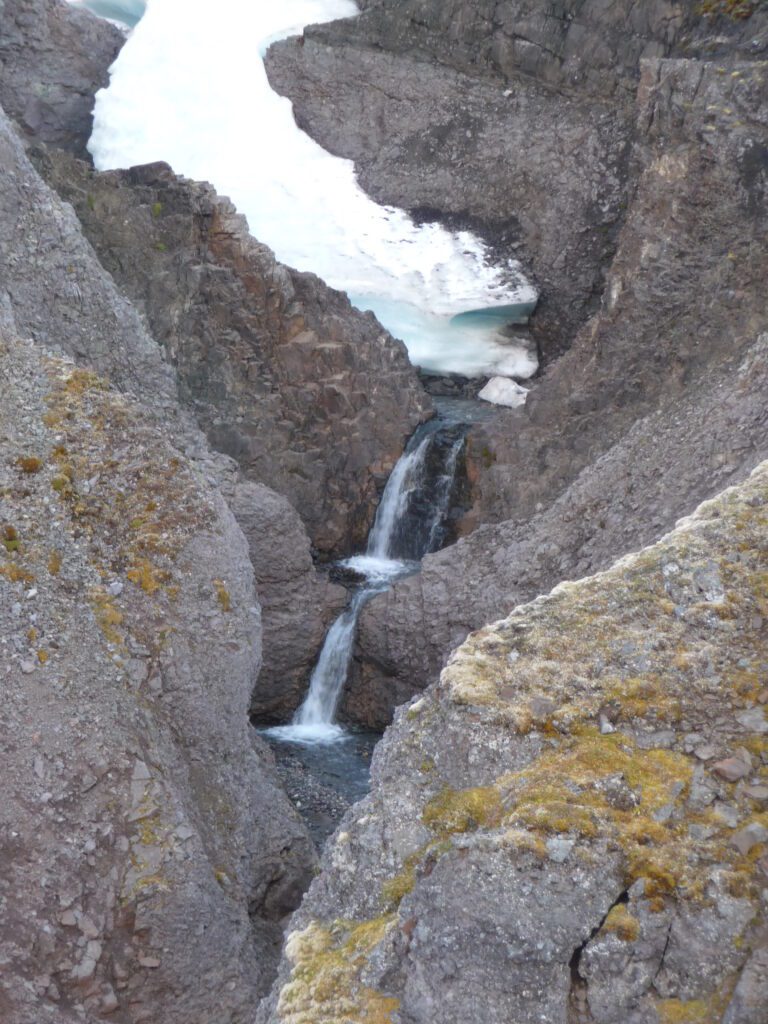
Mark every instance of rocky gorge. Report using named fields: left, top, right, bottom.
left=0, top=0, right=767, bottom=1021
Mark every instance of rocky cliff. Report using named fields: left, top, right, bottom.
left=266, top=0, right=768, bottom=358
left=0, top=333, right=315, bottom=1023
left=34, top=152, right=432, bottom=557
left=351, top=55, right=768, bottom=726
left=260, top=461, right=768, bottom=1024
left=0, top=0, right=123, bottom=156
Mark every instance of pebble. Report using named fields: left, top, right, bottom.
left=694, top=744, right=716, bottom=761
left=730, top=823, right=768, bottom=856
left=546, top=838, right=575, bottom=863
left=712, top=756, right=750, bottom=782
left=599, top=714, right=615, bottom=735
left=20, top=659, right=36, bottom=674
left=736, top=707, right=768, bottom=734
left=744, top=785, right=768, bottom=803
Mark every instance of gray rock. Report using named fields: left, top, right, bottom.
left=228, top=480, right=346, bottom=720
left=260, top=461, right=768, bottom=1024
left=0, top=0, right=124, bottom=157
left=351, top=59, right=768, bottom=727
left=0, top=334, right=316, bottom=1024
left=35, top=150, right=432, bottom=555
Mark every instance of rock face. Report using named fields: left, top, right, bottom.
left=260, top=462, right=768, bottom=1024
left=350, top=57, right=768, bottom=726
left=266, top=0, right=768, bottom=358
left=36, top=152, right=432, bottom=556
left=0, top=105, right=349, bottom=726
left=0, top=334, right=315, bottom=1023
left=0, top=0, right=124, bottom=157
left=228, top=481, right=346, bottom=721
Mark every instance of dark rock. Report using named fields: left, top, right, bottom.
left=0, top=0, right=124, bottom=158
left=35, top=149, right=432, bottom=555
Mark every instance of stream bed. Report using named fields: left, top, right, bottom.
left=261, top=729, right=380, bottom=849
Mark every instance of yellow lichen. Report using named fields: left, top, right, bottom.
left=602, top=903, right=640, bottom=942
left=127, top=558, right=166, bottom=595
left=422, top=786, right=503, bottom=834
left=214, top=580, right=232, bottom=612
left=16, top=455, right=43, bottom=474
left=278, top=918, right=399, bottom=1024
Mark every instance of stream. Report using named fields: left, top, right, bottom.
left=73, top=0, right=531, bottom=844
left=73, top=0, right=538, bottom=379
left=260, top=399, right=480, bottom=844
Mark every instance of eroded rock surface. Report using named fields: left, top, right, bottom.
left=0, top=0, right=124, bottom=157
left=267, top=0, right=768, bottom=357
left=352, top=58, right=768, bottom=725
left=35, top=152, right=432, bottom=555
left=228, top=480, right=346, bottom=721
left=0, top=335, right=315, bottom=1023
left=260, top=462, right=768, bottom=1024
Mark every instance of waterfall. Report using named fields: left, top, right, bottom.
left=267, top=420, right=465, bottom=743
left=365, top=436, right=432, bottom=560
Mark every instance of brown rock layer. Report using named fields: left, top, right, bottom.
left=37, top=153, right=432, bottom=555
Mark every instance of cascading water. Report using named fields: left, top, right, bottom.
left=267, top=416, right=466, bottom=744
left=74, top=0, right=539, bottom=381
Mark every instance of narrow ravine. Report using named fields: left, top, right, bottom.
left=77, top=0, right=539, bottom=379
left=259, top=401, right=476, bottom=843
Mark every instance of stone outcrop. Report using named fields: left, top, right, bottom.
left=266, top=0, right=768, bottom=358
left=260, top=461, right=768, bottom=1023
left=350, top=57, right=768, bottom=726
left=36, top=151, right=432, bottom=556
left=0, top=334, right=315, bottom=1023
left=228, top=481, right=346, bottom=721
left=0, top=0, right=124, bottom=157
left=0, top=105, right=352, bottom=728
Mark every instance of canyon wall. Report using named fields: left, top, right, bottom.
left=266, top=0, right=768, bottom=359
left=261, top=461, right=768, bottom=1023
left=351, top=55, right=768, bottom=726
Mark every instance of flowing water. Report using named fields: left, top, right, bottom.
left=266, top=413, right=466, bottom=746
left=74, top=0, right=538, bottom=379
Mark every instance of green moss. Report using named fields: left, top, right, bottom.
left=422, top=786, right=503, bottom=835
left=602, top=903, right=640, bottom=942
left=278, top=918, right=400, bottom=1023
left=151, top=201, right=163, bottom=218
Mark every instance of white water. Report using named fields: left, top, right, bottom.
left=81, top=0, right=539, bottom=378
left=366, top=438, right=432, bottom=559
left=268, top=425, right=462, bottom=744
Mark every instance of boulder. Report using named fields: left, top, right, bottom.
left=259, top=459, right=768, bottom=1023
left=0, top=334, right=315, bottom=1024
left=0, top=0, right=124, bottom=157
